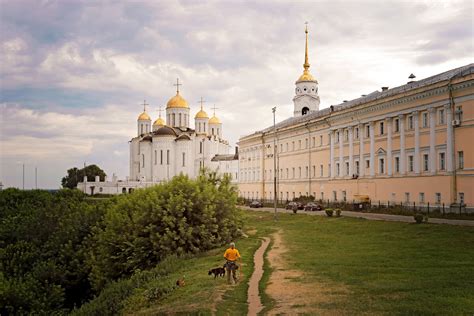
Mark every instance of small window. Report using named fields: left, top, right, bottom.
left=459, top=192, right=465, bottom=205
left=182, top=152, right=186, bottom=167
left=346, top=162, right=349, bottom=175
left=395, top=157, right=400, bottom=173
left=435, top=193, right=441, bottom=204
left=408, top=116, right=414, bottom=130
left=439, top=152, right=445, bottom=170
left=366, top=125, right=370, bottom=138
left=355, top=127, right=359, bottom=139
left=380, top=122, right=384, bottom=135
left=423, top=154, right=429, bottom=171
left=405, top=192, right=410, bottom=203
left=342, top=191, right=347, bottom=202
left=336, top=163, right=340, bottom=176
left=439, top=109, right=445, bottom=124
left=456, top=106, right=463, bottom=121
left=167, top=150, right=170, bottom=165
left=320, top=164, right=324, bottom=177
left=408, top=155, right=414, bottom=172
left=458, top=151, right=464, bottom=169
left=419, top=192, right=425, bottom=203
left=422, top=112, right=428, bottom=128
left=395, top=118, right=400, bottom=132
left=355, top=161, right=360, bottom=175
left=366, top=159, right=370, bottom=168
left=333, top=191, right=337, bottom=201
left=379, top=158, right=385, bottom=174
left=320, top=135, right=323, bottom=146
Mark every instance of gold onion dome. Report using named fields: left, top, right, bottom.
left=166, top=92, right=189, bottom=109
left=195, top=108, right=209, bottom=119
left=296, top=24, right=317, bottom=83
left=153, top=116, right=165, bottom=126
left=138, top=112, right=151, bottom=120
left=209, top=115, right=221, bottom=124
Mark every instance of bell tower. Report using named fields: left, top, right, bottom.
left=293, top=23, right=320, bottom=117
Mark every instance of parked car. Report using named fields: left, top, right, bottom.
left=249, top=200, right=263, bottom=208
left=304, top=202, right=322, bottom=211
left=286, top=201, right=304, bottom=210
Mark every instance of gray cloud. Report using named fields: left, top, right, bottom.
left=1, top=0, right=472, bottom=188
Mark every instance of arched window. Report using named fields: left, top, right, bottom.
left=179, top=113, right=182, bottom=126
left=302, top=107, right=309, bottom=115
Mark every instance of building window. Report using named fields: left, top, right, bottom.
left=305, top=138, right=308, bottom=148
left=366, top=159, right=370, bottom=168
left=422, top=112, right=428, bottom=128
left=320, top=164, right=324, bottom=177
left=423, top=154, right=429, bottom=171
left=355, top=161, right=360, bottom=175
left=320, top=135, right=323, bottom=146
left=346, top=162, right=349, bottom=175
left=456, top=106, right=463, bottom=121
left=312, top=137, right=316, bottom=147
left=459, top=192, right=465, bottom=205
left=435, top=193, right=441, bottom=204
left=366, top=125, right=370, bottom=138
left=312, top=165, right=316, bottom=177
left=395, top=118, right=400, bottom=132
left=286, top=143, right=289, bottom=151
left=395, top=157, right=400, bottom=173
left=167, top=150, right=170, bottom=165
left=292, top=168, right=295, bottom=178
left=379, top=158, right=385, bottom=174
left=200, top=142, right=203, bottom=154
left=380, top=122, right=384, bottom=135
left=328, top=164, right=331, bottom=177
left=299, top=167, right=302, bottom=178
left=333, top=191, right=337, bottom=201
left=458, top=151, right=464, bottom=169
left=345, top=130, right=349, bottom=141
left=408, top=155, right=414, bottom=172
left=355, top=127, right=359, bottom=139
left=142, top=154, right=145, bottom=168
left=439, top=152, right=445, bottom=170
left=439, top=109, right=445, bottom=124
left=182, top=152, right=186, bottom=167
left=160, top=150, right=163, bottom=165
left=321, top=192, right=324, bottom=200
left=336, top=132, right=340, bottom=144
left=405, top=192, right=410, bottom=203
left=154, top=150, right=157, bottom=165
left=305, top=166, right=309, bottom=178
left=336, top=163, right=340, bottom=176
left=408, top=115, right=414, bottom=130
left=419, top=192, right=425, bottom=203
left=292, top=142, right=295, bottom=151
left=342, top=191, right=347, bottom=202
left=286, top=168, right=289, bottom=178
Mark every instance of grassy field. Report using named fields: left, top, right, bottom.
left=81, top=209, right=474, bottom=314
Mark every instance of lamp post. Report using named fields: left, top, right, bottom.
left=272, top=107, right=277, bottom=220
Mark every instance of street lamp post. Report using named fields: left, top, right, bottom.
left=272, top=107, right=277, bottom=220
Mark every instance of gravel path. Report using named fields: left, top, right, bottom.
left=243, top=206, right=474, bottom=227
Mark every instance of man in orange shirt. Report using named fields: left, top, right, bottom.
left=223, top=242, right=241, bottom=284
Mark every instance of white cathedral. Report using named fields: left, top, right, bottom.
left=77, top=82, right=238, bottom=195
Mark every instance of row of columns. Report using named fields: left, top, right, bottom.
left=328, top=104, right=453, bottom=178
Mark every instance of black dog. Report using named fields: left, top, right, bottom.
left=208, top=265, right=226, bottom=278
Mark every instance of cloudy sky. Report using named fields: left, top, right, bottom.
left=0, top=0, right=472, bottom=189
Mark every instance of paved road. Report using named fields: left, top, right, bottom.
left=242, top=206, right=474, bottom=227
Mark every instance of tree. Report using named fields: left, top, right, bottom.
left=61, top=165, right=106, bottom=189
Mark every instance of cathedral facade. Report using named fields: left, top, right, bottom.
left=237, top=27, right=474, bottom=210
left=77, top=84, right=238, bottom=195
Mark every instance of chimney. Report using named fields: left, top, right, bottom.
left=381, top=87, right=389, bottom=91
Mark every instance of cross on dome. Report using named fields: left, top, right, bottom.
left=173, top=78, right=182, bottom=93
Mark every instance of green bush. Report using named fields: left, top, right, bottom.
left=325, top=209, right=334, bottom=217
left=414, top=213, right=424, bottom=224
left=335, top=208, right=342, bottom=217
left=87, top=172, right=242, bottom=291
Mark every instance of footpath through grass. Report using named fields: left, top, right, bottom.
left=78, top=209, right=474, bottom=314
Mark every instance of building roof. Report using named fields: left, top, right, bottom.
left=211, top=153, right=238, bottom=161
left=253, top=63, right=473, bottom=135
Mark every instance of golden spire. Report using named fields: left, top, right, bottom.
left=296, top=22, right=316, bottom=83
left=304, top=22, right=310, bottom=71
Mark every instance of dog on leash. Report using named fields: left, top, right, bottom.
left=208, top=265, right=226, bottom=278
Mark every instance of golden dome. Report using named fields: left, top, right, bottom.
left=138, top=112, right=151, bottom=120
left=166, top=92, right=189, bottom=109
left=153, top=117, right=165, bottom=126
left=209, top=115, right=221, bottom=124
left=195, top=107, right=209, bottom=119
left=297, top=69, right=317, bottom=83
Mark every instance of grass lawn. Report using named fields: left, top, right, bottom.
left=87, top=209, right=473, bottom=315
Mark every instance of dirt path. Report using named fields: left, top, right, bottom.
left=247, top=237, right=270, bottom=316
left=265, top=230, right=349, bottom=315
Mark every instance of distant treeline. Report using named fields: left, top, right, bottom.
left=0, top=172, right=241, bottom=315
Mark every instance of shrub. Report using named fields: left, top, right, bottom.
left=335, top=209, right=342, bottom=217
left=325, top=209, right=334, bottom=217
left=414, top=213, right=424, bottom=224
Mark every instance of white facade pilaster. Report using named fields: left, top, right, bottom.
left=369, top=122, right=375, bottom=177
left=330, top=131, right=335, bottom=178
left=339, top=128, right=343, bottom=177
left=399, top=114, right=406, bottom=175
left=386, top=117, right=392, bottom=176
left=413, top=111, right=420, bottom=174
left=348, top=126, right=353, bottom=176
left=446, top=104, right=454, bottom=172
left=359, top=123, right=364, bottom=177
left=429, top=107, right=436, bottom=173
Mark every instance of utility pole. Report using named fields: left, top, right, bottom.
left=272, top=107, right=277, bottom=220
